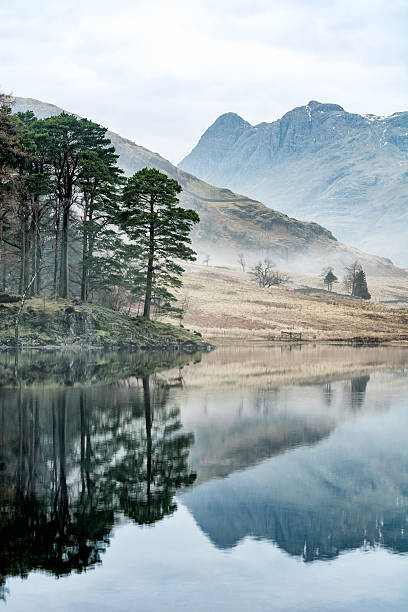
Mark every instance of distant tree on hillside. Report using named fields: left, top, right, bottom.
left=238, top=252, right=246, bottom=272
left=252, top=259, right=289, bottom=288
left=321, top=267, right=338, bottom=291
left=343, top=261, right=370, bottom=299
left=353, top=269, right=371, bottom=299
left=343, top=261, right=361, bottom=295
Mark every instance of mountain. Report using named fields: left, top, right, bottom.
left=179, top=101, right=408, bottom=266
left=11, top=97, right=402, bottom=275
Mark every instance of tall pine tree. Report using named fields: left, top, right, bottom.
left=353, top=269, right=371, bottom=299
left=119, top=168, right=199, bottom=319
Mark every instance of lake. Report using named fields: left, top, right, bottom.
left=1, top=344, right=408, bottom=611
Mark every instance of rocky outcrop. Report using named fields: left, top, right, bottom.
left=0, top=298, right=213, bottom=352
left=179, top=101, right=408, bottom=265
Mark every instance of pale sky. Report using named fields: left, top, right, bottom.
left=1, top=0, right=407, bottom=163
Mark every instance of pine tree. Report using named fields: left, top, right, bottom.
left=42, top=113, right=117, bottom=298
left=322, top=267, right=338, bottom=291
left=119, top=168, right=200, bottom=319
left=353, top=269, right=371, bottom=299
left=78, top=147, right=123, bottom=301
left=0, top=95, right=25, bottom=287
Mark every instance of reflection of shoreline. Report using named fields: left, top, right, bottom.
left=160, top=344, right=408, bottom=390
left=1, top=344, right=407, bottom=592
left=0, top=349, right=203, bottom=388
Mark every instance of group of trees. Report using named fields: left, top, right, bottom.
left=343, top=261, right=371, bottom=299
left=248, top=256, right=370, bottom=300
left=0, top=95, right=199, bottom=319
left=321, top=262, right=371, bottom=299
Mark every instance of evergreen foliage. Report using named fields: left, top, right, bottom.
left=119, top=168, right=200, bottom=319
left=344, top=261, right=371, bottom=300
left=321, top=267, right=338, bottom=291
left=353, top=269, right=371, bottom=299
left=0, top=98, right=200, bottom=324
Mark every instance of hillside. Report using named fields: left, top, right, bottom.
left=170, top=264, right=408, bottom=343
left=179, top=101, right=408, bottom=266
left=11, top=97, right=402, bottom=277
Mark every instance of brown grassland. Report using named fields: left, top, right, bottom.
left=168, top=264, right=408, bottom=344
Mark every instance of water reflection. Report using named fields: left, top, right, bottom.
left=1, top=345, right=408, bottom=608
left=0, top=353, right=197, bottom=593
left=181, top=364, right=408, bottom=561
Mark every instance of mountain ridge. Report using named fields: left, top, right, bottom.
left=179, top=101, right=408, bottom=266
left=10, top=97, right=403, bottom=276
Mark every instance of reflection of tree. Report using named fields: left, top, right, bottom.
left=0, top=370, right=195, bottom=594
left=323, top=382, right=333, bottom=406
left=0, top=392, right=114, bottom=585
left=350, top=375, right=370, bottom=410
left=108, top=376, right=196, bottom=524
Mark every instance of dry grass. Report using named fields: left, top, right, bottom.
left=166, top=264, right=408, bottom=343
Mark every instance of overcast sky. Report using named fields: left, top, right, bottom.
left=1, top=0, right=407, bottom=163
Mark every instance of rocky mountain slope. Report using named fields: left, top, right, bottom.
left=11, top=97, right=403, bottom=275
left=179, top=101, right=408, bottom=266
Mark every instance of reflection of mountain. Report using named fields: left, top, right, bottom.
left=179, top=370, right=377, bottom=483
left=182, top=385, right=408, bottom=561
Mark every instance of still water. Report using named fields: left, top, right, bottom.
left=1, top=345, right=408, bottom=611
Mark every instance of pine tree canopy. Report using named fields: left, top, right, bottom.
left=119, top=167, right=200, bottom=319
left=353, top=269, right=371, bottom=300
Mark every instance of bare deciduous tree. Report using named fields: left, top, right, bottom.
left=251, top=259, right=290, bottom=288
left=343, top=261, right=361, bottom=294
left=238, top=252, right=246, bottom=273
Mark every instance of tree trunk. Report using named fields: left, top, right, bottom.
left=15, top=263, right=40, bottom=348
left=80, top=204, right=88, bottom=301
left=143, top=198, right=155, bottom=319
left=53, top=205, right=60, bottom=298
left=36, top=231, right=41, bottom=295
left=143, top=376, right=152, bottom=504
left=60, top=206, right=69, bottom=298
left=86, top=219, right=96, bottom=302
left=19, top=222, right=26, bottom=295
left=31, top=197, right=41, bottom=296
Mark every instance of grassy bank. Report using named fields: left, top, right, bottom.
left=0, top=296, right=211, bottom=351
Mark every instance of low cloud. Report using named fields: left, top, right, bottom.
left=1, top=0, right=406, bottom=162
